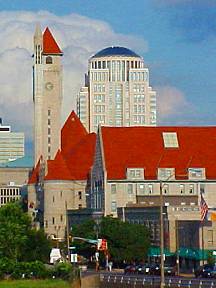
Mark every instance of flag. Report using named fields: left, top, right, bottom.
left=200, top=194, right=208, bottom=222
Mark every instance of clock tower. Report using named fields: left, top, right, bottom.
left=33, top=24, right=63, bottom=164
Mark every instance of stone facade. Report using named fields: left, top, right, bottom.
left=33, top=25, right=63, bottom=165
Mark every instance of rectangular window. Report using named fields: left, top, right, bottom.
left=127, top=168, right=144, bottom=179
left=163, top=184, right=169, bottom=194
left=111, top=201, right=117, bottom=212
left=208, top=230, right=213, bottom=245
left=60, top=215, right=63, bottom=222
left=158, top=168, right=174, bottom=180
left=139, top=184, right=145, bottom=195
left=78, top=191, right=82, bottom=200
left=189, top=168, right=205, bottom=179
left=48, top=119, right=51, bottom=125
left=179, top=184, right=185, bottom=194
left=111, top=184, right=116, bottom=194
left=162, top=132, right=179, bottom=148
left=52, top=217, right=55, bottom=225
left=148, top=184, right=153, bottom=194
left=189, top=184, right=194, bottom=194
left=128, top=184, right=133, bottom=195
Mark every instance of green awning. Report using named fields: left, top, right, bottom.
left=178, top=248, right=210, bottom=261
left=148, top=247, right=175, bottom=257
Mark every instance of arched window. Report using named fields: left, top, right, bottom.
left=46, top=56, right=52, bottom=64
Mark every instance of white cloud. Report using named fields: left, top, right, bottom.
left=0, top=11, right=147, bottom=141
left=156, top=85, right=193, bottom=124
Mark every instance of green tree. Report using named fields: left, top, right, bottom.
left=71, top=216, right=150, bottom=263
left=22, top=229, right=51, bottom=262
left=0, top=202, right=31, bottom=261
left=100, top=217, right=150, bottom=263
left=0, top=202, right=50, bottom=262
left=71, top=219, right=97, bottom=258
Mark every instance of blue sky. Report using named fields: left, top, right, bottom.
left=0, top=0, right=215, bottom=155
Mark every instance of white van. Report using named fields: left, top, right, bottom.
left=50, top=248, right=62, bottom=264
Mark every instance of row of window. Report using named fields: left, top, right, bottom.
left=0, top=196, right=20, bottom=205
left=93, top=84, right=106, bottom=92
left=0, top=188, right=19, bottom=196
left=111, top=183, right=196, bottom=195
left=129, top=71, right=148, bottom=82
left=91, top=60, right=144, bottom=70
left=126, top=168, right=205, bottom=180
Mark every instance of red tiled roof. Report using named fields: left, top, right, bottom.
left=101, top=126, right=216, bottom=180
left=45, top=150, right=72, bottom=180
left=61, top=111, right=88, bottom=159
left=65, top=133, right=96, bottom=180
left=44, top=111, right=96, bottom=182
left=43, top=27, right=62, bottom=55
left=28, top=158, right=41, bottom=184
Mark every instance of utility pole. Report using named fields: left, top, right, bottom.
left=160, top=181, right=165, bottom=288
left=176, top=219, right=180, bottom=276
left=65, top=201, right=70, bottom=262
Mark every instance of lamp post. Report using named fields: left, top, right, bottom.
left=175, top=218, right=180, bottom=276
left=160, top=180, right=165, bottom=288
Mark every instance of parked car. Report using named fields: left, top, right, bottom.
left=194, top=264, right=214, bottom=278
left=135, top=264, right=151, bottom=274
left=164, top=265, right=176, bottom=276
left=150, top=263, right=176, bottom=276
left=124, top=264, right=136, bottom=274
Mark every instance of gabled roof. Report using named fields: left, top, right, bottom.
left=100, top=126, right=216, bottom=180
left=45, top=150, right=72, bottom=181
left=28, top=158, right=41, bottom=184
left=65, top=133, right=96, bottom=180
left=43, top=27, right=62, bottom=55
left=44, top=111, right=96, bottom=182
left=61, top=111, right=88, bottom=159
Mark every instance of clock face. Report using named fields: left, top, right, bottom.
left=45, top=82, right=54, bottom=91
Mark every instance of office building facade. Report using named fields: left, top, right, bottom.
left=77, top=46, right=156, bottom=132
left=0, top=120, right=24, bottom=164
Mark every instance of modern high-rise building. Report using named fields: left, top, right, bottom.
left=33, top=24, right=63, bottom=165
left=77, top=46, right=156, bottom=132
left=0, top=118, right=24, bottom=164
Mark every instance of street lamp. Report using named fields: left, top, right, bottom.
left=159, top=180, right=165, bottom=288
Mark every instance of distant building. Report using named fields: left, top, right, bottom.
left=0, top=155, right=33, bottom=207
left=77, top=46, right=156, bottom=132
left=0, top=118, right=24, bottom=164
left=33, top=25, right=63, bottom=165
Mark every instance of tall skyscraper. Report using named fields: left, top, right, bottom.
left=33, top=24, right=63, bottom=165
left=77, top=46, right=156, bottom=132
left=0, top=118, right=24, bottom=163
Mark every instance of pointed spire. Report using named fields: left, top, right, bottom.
left=34, top=22, right=42, bottom=45
left=61, top=111, right=88, bottom=158
left=43, top=27, right=63, bottom=55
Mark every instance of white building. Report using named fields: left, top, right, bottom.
left=77, top=46, right=156, bottom=132
left=0, top=119, right=24, bottom=164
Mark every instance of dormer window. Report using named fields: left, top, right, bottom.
left=158, top=168, right=175, bottom=180
left=163, top=132, right=179, bottom=148
left=46, top=56, right=53, bottom=64
left=127, top=168, right=144, bottom=179
left=188, top=168, right=205, bottom=179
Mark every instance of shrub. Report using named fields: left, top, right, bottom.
left=53, top=262, right=73, bottom=280
left=11, top=261, right=49, bottom=279
left=0, top=257, right=15, bottom=275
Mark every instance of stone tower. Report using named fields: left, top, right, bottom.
left=33, top=24, right=63, bottom=165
